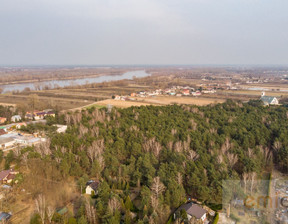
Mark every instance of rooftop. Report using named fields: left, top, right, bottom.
left=177, top=203, right=207, bottom=219
left=0, top=137, right=15, bottom=144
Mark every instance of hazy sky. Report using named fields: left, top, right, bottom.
left=0, top=0, right=287, bottom=65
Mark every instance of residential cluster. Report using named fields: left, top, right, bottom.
left=24, top=109, right=55, bottom=120
left=0, top=109, right=56, bottom=151
left=114, top=86, right=216, bottom=101
left=0, top=123, right=46, bottom=150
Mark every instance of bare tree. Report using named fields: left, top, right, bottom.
left=176, top=172, right=183, bottom=185
left=249, top=172, right=257, bottom=193
left=22, top=152, right=29, bottom=169
left=260, top=146, right=272, bottom=165
left=173, top=141, right=183, bottom=153
left=187, top=150, right=199, bottom=161
left=247, top=148, right=254, bottom=158
left=35, top=194, right=46, bottom=224
left=166, top=141, right=173, bottom=150
left=85, top=200, right=97, bottom=224
left=171, top=128, right=177, bottom=136
left=217, top=154, right=223, bottom=164
left=243, top=173, right=249, bottom=194
left=143, top=137, right=162, bottom=157
left=221, top=137, right=232, bottom=154
left=183, top=136, right=191, bottom=151
left=153, top=141, right=162, bottom=158
left=108, top=197, right=120, bottom=214
left=190, top=119, right=197, bottom=131
left=87, top=139, right=105, bottom=163
left=64, top=113, right=71, bottom=125
left=46, top=205, right=54, bottom=224
left=150, top=177, right=166, bottom=198
left=79, top=124, right=88, bottom=137
left=273, top=141, right=282, bottom=152
left=34, top=139, right=51, bottom=157
left=14, top=147, right=21, bottom=158
left=150, top=195, right=159, bottom=212
left=227, top=153, right=238, bottom=168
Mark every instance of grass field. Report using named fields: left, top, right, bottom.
left=136, top=96, right=226, bottom=106
left=221, top=90, right=288, bottom=97
left=94, top=99, right=152, bottom=108
left=91, top=96, right=226, bottom=109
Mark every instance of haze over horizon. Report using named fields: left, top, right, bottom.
left=1, top=0, right=287, bottom=66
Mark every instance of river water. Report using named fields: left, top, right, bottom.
left=0, top=70, right=150, bottom=93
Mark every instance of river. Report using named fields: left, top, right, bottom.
left=0, top=70, right=150, bottom=93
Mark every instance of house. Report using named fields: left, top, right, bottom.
left=85, top=181, right=99, bottom=195
left=55, top=125, right=68, bottom=133
left=35, top=112, right=46, bottom=120
left=0, top=129, right=7, bottom=136
left=45, top=111, right=55, bottom=117
left=25, top=112, right=33, bottom=120
left=14, top=136, right=41, bottom=146
left=25, top=110, right=55, bottom=120
left=11, top=115, right=22, bottom=122
left=192, top=91, right=202, bottom=96
left=182, top=89, right=190, bottom=96
left=26, top=111, right=43, bottom=120
left=0, top=117, right=7, bottom=124
left=0, top=126, right=7, bottom=133
left=0, top=137, right=15, bottom=149
left=174, top=202, right=207, bottom=222
left=0, top=169, right=18, bottom=184
left=260, top=92, right=279, bottom=106
left=16, top=122, right=27, bottom=129
left=202, top=89, right=216, bottom=94
left=114, top=95, right=121, bottom=100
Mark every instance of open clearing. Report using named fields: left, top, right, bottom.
left=135, top=96, right=226, bottom=106
left=93, top=99, right=152, bottom=108
left=92, top=96, right=226, bottom=109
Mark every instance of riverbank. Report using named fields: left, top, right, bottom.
left=0, top=70, right=151, bottom=93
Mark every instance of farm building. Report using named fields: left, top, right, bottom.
left=260, top=92, right=279, bottom=106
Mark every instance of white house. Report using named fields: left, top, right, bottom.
left=260, top=92, right=279, bottom=106
left=55, top=125, right=68, bottom=133
left=14, top=136, right=41, bottom=146
left=0, top=137, right=15, bottom=149
left=16, top=122, right=27, bottom=129
left=11, top=115, right=22, bottom=123
left=85, top=182, right=99, bottom=195
left=174, top=202, right=207, bottom=222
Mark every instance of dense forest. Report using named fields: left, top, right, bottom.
left=6, top=101, right=288, bottom=224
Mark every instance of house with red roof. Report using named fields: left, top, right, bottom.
left=0, top=169, right=18, bottom=184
